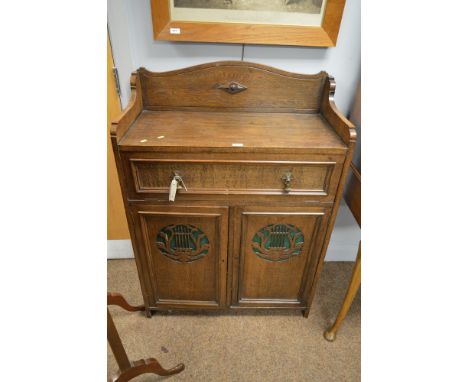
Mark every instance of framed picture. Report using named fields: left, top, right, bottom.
left=150, top=0, right=347, bottom=47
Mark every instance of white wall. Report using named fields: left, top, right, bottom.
left=108, top=0, right=361, bottom=114
left=107, top=0, right=361, bottom=261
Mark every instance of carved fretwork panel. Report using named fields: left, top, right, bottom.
left=233, top=206, right=330, bottom=307
left=133, top=205, right=228, bottom=308
left=157, top=224, right=210, bottom=263
left=252, top=224, right=304, bottom=262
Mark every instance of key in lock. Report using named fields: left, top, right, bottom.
left=169, top=172, right=187, bottom=202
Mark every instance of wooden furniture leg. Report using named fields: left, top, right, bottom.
left=107, top=293, right=185, bottom=381
left=107, top=291, right=152, bottom=317
left=324, top=242, right=361, bottom=342
left=107, top=292, right=145, bottom=312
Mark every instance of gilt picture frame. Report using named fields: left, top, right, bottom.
left=150, top=0, right=347, bottom=47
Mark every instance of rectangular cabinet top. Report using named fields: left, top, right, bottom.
left=119, top=110, right=347, bottom=153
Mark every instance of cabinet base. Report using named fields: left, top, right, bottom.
left=144, top=306, right=310, bottom=318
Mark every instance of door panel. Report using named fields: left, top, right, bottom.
left=232, top=206, right=329, bottom=308
left=132, top=205, right=228, bottom=309
left=107, top=35, right=129, bottom=239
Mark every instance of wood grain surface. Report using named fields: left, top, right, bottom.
left=233, top=206, right=330, bottom=308
left=119, top=110, right=347, bottom=151
left=107, top=35, right=130, bottom=240
left=138, top=63, right=327, bottom=112
left=111, top=62, right=356, bottom=316
left=131, top=205, right=229, bottom=309
left=150, top=0, right=347, bottom=47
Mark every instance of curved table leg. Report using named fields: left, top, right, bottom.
left=324, top=241, right=361, bottom=342
left=107, top=292, right=145, bottom=312
left=108, top=293, right=185, bottom=381
left=111, top=358, right=185, bottom=382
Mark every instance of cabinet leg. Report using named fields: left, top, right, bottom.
left=302, top=308, right=310, bottom=318
left=324, top=242, right=361, bottom=342
left=145, top=307, right=152, bottom=318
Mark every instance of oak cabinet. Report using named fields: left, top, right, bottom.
left=111, top=62, right=356, bottom=318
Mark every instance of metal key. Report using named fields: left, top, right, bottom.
left=173, top=174, right=187, bottom=191
left=169, top=173, right=187, bottom=202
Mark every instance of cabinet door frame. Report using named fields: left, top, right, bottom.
left=130, top=204, right=229, bottom=310
left=230, top=205, right=330, bottom=309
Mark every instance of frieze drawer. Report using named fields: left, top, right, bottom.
left=126, top=158, right=343, bottom=200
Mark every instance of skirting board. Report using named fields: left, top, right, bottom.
left=107, top=240, right=134, bottom=259
left=107, top=202, right=361, bottom=261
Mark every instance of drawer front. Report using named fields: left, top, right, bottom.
left=126, top=158, right=343, bottom=201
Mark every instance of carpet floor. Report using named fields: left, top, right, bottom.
left=107, top=260, right=360, bottom=381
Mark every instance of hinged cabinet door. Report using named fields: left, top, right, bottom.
left=231, top=206, right=330, bottom=308
left=131, top=205, right=228, bottom=309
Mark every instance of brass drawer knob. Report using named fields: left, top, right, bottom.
left=281, top=172, right=294, bottom=192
